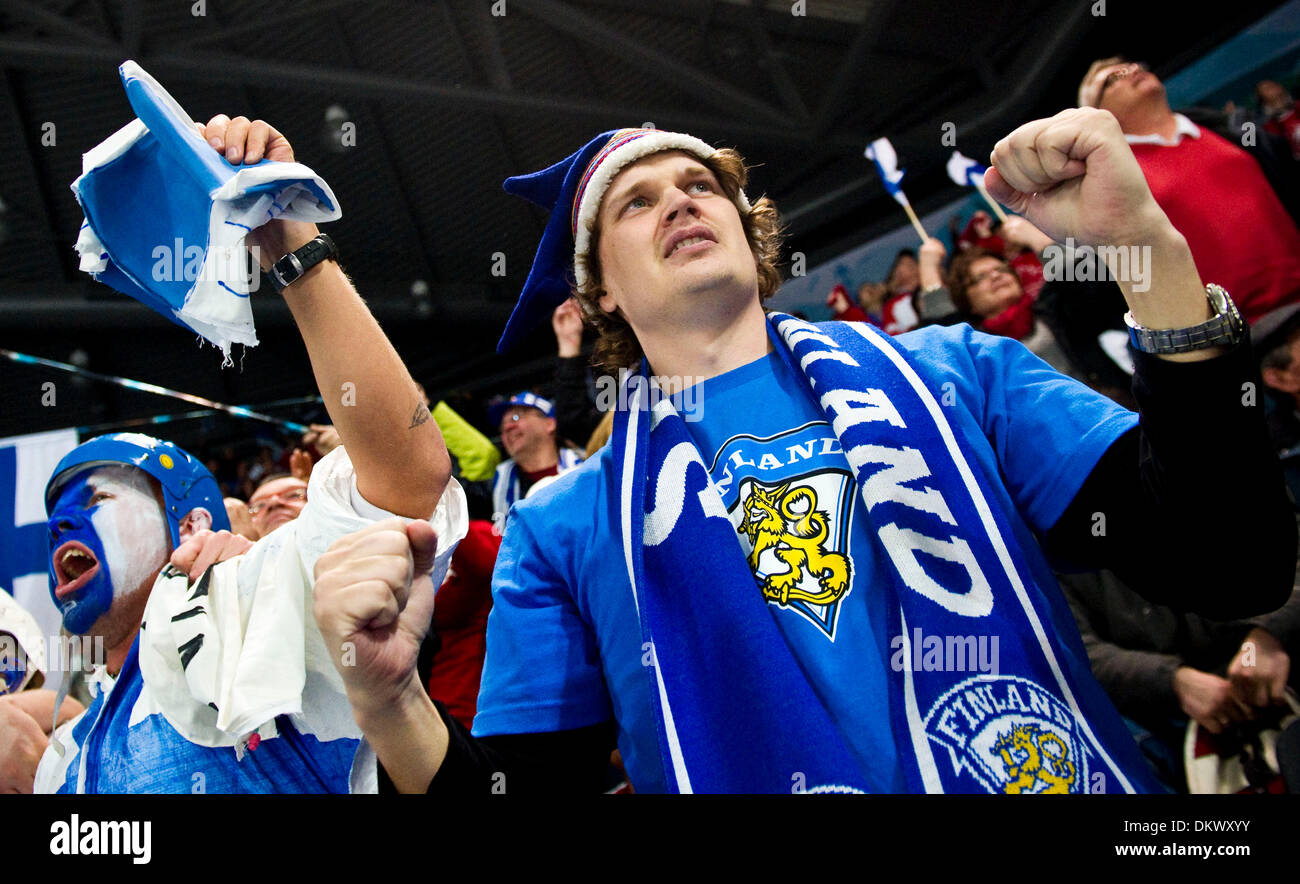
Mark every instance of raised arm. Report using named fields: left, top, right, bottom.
left=985, top=108, right=1215, bottom=364
left=200, top=115, right=450, bottom=518
left=990, top=109, right=1295, bottom=615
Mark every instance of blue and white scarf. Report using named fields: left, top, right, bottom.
left=612, top=313, right=1156, bottom=794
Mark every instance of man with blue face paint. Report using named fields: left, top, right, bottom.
left=45, top=435, right=224, bottom=670
left=32, top=110, right=468, bottom=794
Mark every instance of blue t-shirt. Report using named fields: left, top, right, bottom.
left=671, top=348, right=906, bottom=788
left=474, top=323, right=1137, bottom=792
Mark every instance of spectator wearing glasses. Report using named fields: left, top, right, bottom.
left=246, top=474, right=309, bottom=538
left=922, top=244, right=1076, bottom=378
left=932, top=212, right=1137, bottom=405
left=1078, top=56, right=1300, bottom=327
left=487, top=392, right=583, bottom=526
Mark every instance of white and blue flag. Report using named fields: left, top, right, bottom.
left=946, top=150, right=990, bottom=189
left=865, top=137, right=910, bottom=208
left=72, top=61, right=342, bottom=361
left=0, top=429, right=79, bottom=643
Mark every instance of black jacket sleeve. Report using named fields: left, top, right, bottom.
left=554, top=355, right=604, bottom=447
left=1043, top=336, right=1297, bottom=619
left=376, top=701, right=614, bottom=795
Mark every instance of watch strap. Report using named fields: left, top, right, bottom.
left=269, top=234, right=338, bottom=293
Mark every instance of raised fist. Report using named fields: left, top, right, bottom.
left=986, top=108, right=1167, bottom=249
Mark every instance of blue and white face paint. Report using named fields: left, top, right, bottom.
left=0, top=632, right=30, bottom=695
left=47, top=466, right=169, bottom=635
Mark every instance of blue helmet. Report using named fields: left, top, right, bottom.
left=45, top=433, right=229, bottom=548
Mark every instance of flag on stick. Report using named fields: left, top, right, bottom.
left=946, top=150, right=1007, bottom=222
left=865, top=137, right=928, bottom=244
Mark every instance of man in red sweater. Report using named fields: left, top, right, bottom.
left=1078, top=57, right=1300, bottom=325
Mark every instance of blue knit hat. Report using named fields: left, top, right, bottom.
left=497, top=128, right=751, bottom=353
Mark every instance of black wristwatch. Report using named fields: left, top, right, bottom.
left=268, top=233, right=339, bottom=293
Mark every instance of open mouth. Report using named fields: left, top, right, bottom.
left=52, top=541, right=101, bottom=600
left=664, top=226, right=717, bottom=258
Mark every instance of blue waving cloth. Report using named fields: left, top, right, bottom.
left=72, top=61, right=341, bottom=361
left=610, top=312, right=1161, bottom=794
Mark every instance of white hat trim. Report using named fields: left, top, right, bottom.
left=572, top=131, right=752, bottom=287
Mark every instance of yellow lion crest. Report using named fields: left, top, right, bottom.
left=992, top=722, right=1076, bottom=794
left=737, top=481, right=851, bottom=607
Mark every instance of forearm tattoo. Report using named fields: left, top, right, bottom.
left=409, top=401, right=431, bottom=430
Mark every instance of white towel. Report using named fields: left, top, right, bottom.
left=138, top=447, right=466, bottom=750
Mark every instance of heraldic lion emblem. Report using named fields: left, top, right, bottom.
left=992, top=722, right=1076, bottom=794
left=738, top=481, right=851, bottom=606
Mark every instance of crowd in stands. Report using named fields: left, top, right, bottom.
left=4, top=52, right=1300, bottom=797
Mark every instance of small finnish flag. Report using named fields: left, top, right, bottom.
left=946, top=150, right=989, bottom=189
left=0, top=429, right=79, bottom=644
left=865, top=137, right=910, bottom=208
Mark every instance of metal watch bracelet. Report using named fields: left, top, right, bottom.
left=1123, top=284, right=1243, bottom=355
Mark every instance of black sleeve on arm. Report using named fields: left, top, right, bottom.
left=459, top=478, right=496, bottom=523
left=1043, top=337, right=1297, bottom=619
left=554, top=355, right=603, bottom=445
left=375, top=700, right=614, bottom=795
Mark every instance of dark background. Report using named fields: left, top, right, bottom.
left=0, top=0, right=1288, bottom=453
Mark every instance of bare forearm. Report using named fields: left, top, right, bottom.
left=1113, top=223, right=1216, bottom=364
left=269, top=222, right=449, bottom=516
left=355, top=675, right=449, bottom=793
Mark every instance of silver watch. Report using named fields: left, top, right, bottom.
left=1124, top=284, right=1244, bottom=354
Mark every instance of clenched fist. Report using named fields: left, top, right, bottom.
left=312, top=518, right=439, bottom=718
left=987, top=107, right=1214, bottom=350
left=197, top=114, right=318, bottom=270
left=985, top=108, right=1167, bottom=249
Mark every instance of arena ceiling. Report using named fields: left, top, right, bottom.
left=0, top=0, right=1286, bottom=446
